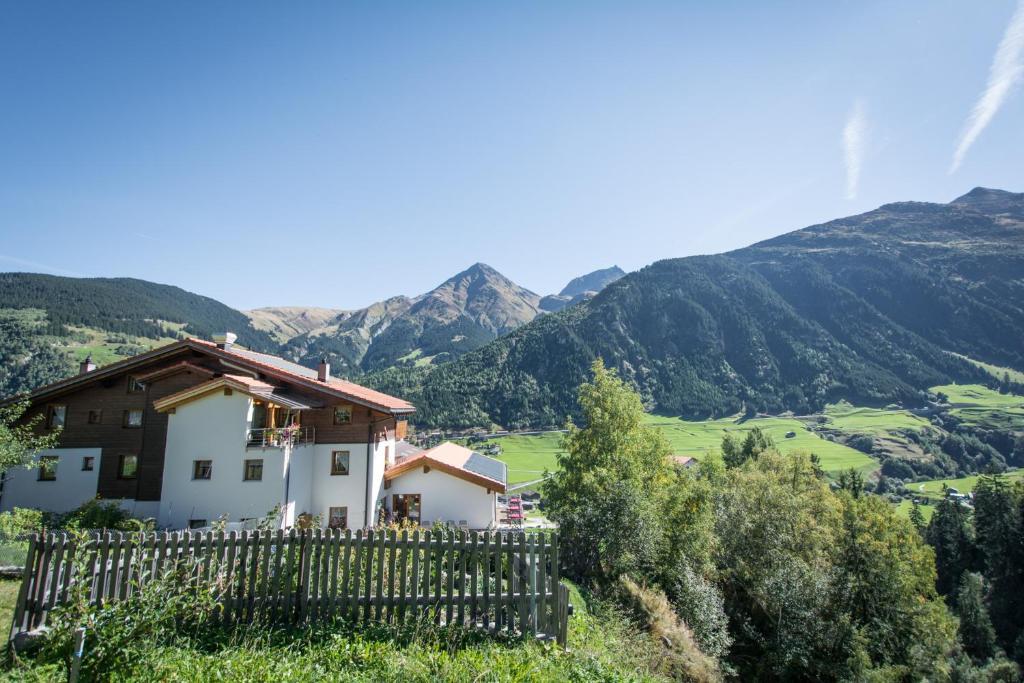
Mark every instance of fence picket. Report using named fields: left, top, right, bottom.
left=340, top=529, right=352, bottom=618
left=458, top=531, right=467, bottom=626
left=445, top=532, right=455, bottom=626
left=374, top=531, right=385, bottom=622
left=11, top=534, right=37, bottom=635
left=469, top=531, right=478, bottom=626
left=270, top=529, right=284, bottom=621
left=350, top=530, right=363, bottom=623
left=481, top=532, right=490, bottom=631
left=308, top=529, right=321, bottom=622
left=361, top=530, right=373, bottom=622
left=283, top=528, right=297, bottom=622
left=386, top=530, right=397, bottom=622
left=409, top=530, right=420, bottom=623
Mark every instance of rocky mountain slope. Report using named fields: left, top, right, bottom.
left=277, top=263, right=543, bottom=374
left=539, top=265, right=625, bottom=312
left=246, top=306, right=345, bottom=344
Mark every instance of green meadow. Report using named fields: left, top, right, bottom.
left=821, top=401, right=930, bottom=434
left=483, top=410, right=880, bottom=487
left=931, top=383, right=1024, bottom=431
left=641, top=413, right=876, bottom=475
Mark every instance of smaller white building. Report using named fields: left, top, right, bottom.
left=382, top=442, right=505, bottom=529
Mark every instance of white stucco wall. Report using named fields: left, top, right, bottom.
left=159, top=391, right=294, bottom=529
left=307, top=438, right=394, bottom=529
left=0, top=448, right=102, bottom=514
left=383, top=467, right=497, bottom=529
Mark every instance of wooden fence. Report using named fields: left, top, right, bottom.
left=10, top=528, right=570, bottom=646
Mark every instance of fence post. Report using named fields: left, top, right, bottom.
left=10, top=533, right=38, bottom=639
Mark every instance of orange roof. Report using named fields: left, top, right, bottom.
left=385, top=441, right=507, bottom=493
left=153, top=375, right=273, bottom=412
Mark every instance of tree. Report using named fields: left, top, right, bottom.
left=836, top=468, right=865, bottom=498
left=957, top=572, right=998, bottom=662
left=973, top=473, right=1024, bottom=652
left=721, top=427, right=774, bottom=468
left=0, top=399, right=60, bottom=471
left=909, top=501, right=926, bottom=534
left=545, top=359, right=672, bottom=583
left=833, top=494, right=956, bottom=673
left=926, top=497, right=977, bottom=599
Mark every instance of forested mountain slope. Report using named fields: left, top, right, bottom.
left=366, top=188, right=1024, bottom=428
left=0, top=274, right=278, bottom=396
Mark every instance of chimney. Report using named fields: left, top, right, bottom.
left=317, top=357, right=330, bottom=382
left=78, top=355, right=96, bottom=375
left=213, top=332, right=238, bottom=350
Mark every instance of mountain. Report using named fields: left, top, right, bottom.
left=559, top=265, right=626, bottom=298
left=246, top=306, right=345, bottom=344
left=278, top=263, right=543, bottom=374
left=365, top=188, right=1024, bottom=429
left=539, top=266, right=627, bottom=312
left=0, top=273, right=279, bottom=396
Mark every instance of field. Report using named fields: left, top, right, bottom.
left=931, top=383, right=1024, bottom=431
left=820, top=401, right=930, bottom=434
left=479, top=411, right=879, bottom=486
left=641, top=413, right=876, bottom=475
left=476, top=433, right=565, bottom=486
left=893, top=469, right=1024, bottom=522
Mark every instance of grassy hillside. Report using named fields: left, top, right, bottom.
left=933, top=383, right=1024, bottom=431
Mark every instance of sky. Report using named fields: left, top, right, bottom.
left=1, top=1, right=1023, bottom=310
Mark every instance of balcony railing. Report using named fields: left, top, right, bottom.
left=245, top=426, right=315, bottom=449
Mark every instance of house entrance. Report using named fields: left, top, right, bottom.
left=392, top=494, right=421, bottom=524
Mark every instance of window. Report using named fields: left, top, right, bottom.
left=81, top=456, right=94, bottom=471
left=330, top=450, right=350, bottom=476
left=123, top=409, right=143, bottom=428
left=192, top=460, right=212, bottom=480
left=118, top=454, right=138, bottom=479
left=87, top=409, right=102, bottom=425
left=243, top=459, right=263, bottom=481
left=47, top=405, right=66, bottom=429
left=188, top=519, right=207, bottom=530
left=333, top=405, right=352, bottom=425
left=328, top=506, right=348, bottom=530
left=127, top=376, right=143, bottom=393
left=38, top=456, right=58, bottom=481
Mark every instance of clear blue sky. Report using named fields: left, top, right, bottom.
left=1, top=1, right=1022, bottom=310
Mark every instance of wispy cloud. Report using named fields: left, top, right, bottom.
left=842, top=99, right=867, bottom=200
left=950, top=0, right=1024, bottom=173
left=0, top=253, right=84, bottom=277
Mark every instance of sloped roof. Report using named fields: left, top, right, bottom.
left=11, top=336, right=415, bottom=416
left=190, top=340, right=415, bottom=413
left=152, top=374, right=323, bottom=413
left=385, top=441, right=507, bottom=493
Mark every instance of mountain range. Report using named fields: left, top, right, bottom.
left=363, top=188, right=1024, bottom=428
left=1, top=188, right=1021, bottom=431
left=0, top=263, right=620, bottom=398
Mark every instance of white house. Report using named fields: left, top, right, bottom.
left=0, top=334, right=507, bottom=530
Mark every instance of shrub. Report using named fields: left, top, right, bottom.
left=45, top=498, right=152, bottom=532
left=0, top=507, right=43, bottom=537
